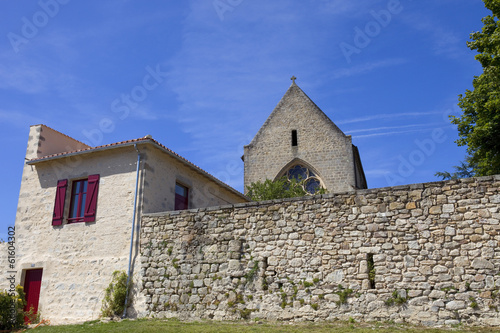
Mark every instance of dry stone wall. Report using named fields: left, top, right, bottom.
left=140, top=176, right=500, bottom=326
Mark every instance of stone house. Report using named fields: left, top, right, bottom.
left=244, top=79, right=367, bottom=194
left=9, top=124, right=248, bottom=324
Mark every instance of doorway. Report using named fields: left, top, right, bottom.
left=23, top=269, right=43, bottom=323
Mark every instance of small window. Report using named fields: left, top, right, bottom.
left=291, top=130, right=298, bottom=146
left=69, top=179, right=88, bottom=221
left=367, top=253, right=375, bottom=289
left=175, top=183, right=189, bottom=210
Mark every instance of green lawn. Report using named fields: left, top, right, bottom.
left=24, top=319, right=500, bottom=333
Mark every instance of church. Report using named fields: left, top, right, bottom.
left=244, top=77, right=367, bottom=193
left=3, top=79, right=367, bottom=324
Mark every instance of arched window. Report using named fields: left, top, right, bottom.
left=284, top=164, right=323, bottom=194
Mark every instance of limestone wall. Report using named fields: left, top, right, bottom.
left=16, top=147, right=143, bottom=324
left=0, top=242, right=11, bottom=291
left=140, top=176, right=500, bottom=326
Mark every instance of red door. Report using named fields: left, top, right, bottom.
left=23, top=269, right=43, bottom=323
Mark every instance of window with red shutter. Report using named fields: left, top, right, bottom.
left=84, top=174, right=100, bottom=222
left=52, top=179, right=68, bottom=226
left=67, top=174, right=100, bottom=223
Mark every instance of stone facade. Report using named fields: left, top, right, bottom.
left=11, top=125, right=247, bottom=324
left=243, top=82, right=366, bottom=193
left=0, top=242, right=10, bottom=291
left=140, top=176, right=500, bottom=326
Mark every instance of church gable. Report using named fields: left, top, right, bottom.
left=248, top=81, right=347, bottom=149
left=244, top=79, right=365, bottom=194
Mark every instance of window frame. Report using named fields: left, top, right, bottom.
left=67, top=178, right=88, bottom=223
left=282, top=163, right=324, bottom=194
left=174, top=182, right=189, bottom=211
left=291, top=129, right=298, bottom=147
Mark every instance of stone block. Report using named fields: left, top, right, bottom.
left=228, top=240, right=241, bottom=252
left=471, top=258, right=494, bottom=270
left=406, top=202, right=416, bottom=210
left=442, top=204, right=454, bottom=213
left=302, top=234, right=314, bottom=241
left=444, top=226, right=455, bottom=236
left=429, top=206, right=442, bottom=215
left=432, top=265, right=448, bottom=274
left=290, top=258, right=303, bottom=267
left=228, top=260, right=240, bottom=270
left=445, top=300, right=466, bottom=311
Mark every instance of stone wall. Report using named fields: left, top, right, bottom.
left=140, top=176, right=500, bottom=326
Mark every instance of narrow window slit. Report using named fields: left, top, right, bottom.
left=291, top=130, right=298, bottom=146
left=367, top=253, right=376, bottom=289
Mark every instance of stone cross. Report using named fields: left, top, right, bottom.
left=291, top=76, right=297, bottom=83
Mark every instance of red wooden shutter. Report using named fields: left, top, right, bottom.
left=84, top=174, right=100, bottom=222
left=52, top=179, right=67, bottom=226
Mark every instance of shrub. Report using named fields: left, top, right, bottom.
left=0, top=285, right=27, bottom=330
left=385, top=290, right=409, bottom=306
left=335, top=285, right=353, bottom=306
left=101, top=271, right=131, bottom=318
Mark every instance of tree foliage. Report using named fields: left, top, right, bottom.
left=450, top=0, right=500, bottom=176
left=246, top=176, right=326, bottom=201
left=435, top=159, right=475, bottom=180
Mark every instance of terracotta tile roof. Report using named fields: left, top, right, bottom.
left=28, top=136, right=150, bottom=162
left=28, top=135, right=248, bottom=200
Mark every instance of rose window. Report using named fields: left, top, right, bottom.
left=285, top=164, right=323, bottom=194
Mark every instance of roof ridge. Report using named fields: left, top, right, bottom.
left=247, top=82, right=346, bottom=147
left=27, top=134, right=247, bottom=200
left=28, top=136, right=152, bottom=162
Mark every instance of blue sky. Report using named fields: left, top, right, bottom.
left=0, top=0, right=491, bottom=240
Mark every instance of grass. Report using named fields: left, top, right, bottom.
left=23, top=318, right=500, bottom=333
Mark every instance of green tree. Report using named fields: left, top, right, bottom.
left=246, top=176, right=326, bottom=201
left=435, top=159, right=475, bottom=180
left=450, top=0, right=500, bottom=176
left=246, top=177, right=306, bottom=201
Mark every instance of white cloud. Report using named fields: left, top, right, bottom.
left=352, top=128, right=436, bottom=139
left=332, top=58, right=408, bottom=79
left=345, top=123, right=442, bottom=135
left=336, top=111, right=443, bottom=125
